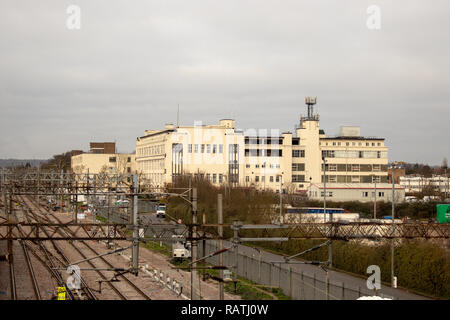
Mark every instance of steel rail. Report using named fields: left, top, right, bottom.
left=18, top=196, right=96, bottom=300
left=24, top=197, right=133, bottom=300
left=28, top=196, right=151, bottom=300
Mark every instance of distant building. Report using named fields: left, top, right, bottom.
left=400, top=175, right=450, bottom=194
left=135, top=98, right=391, bottom=194
left=388, top=162, right=406, bottom=184
left=71, top=153, right=136, bottom=175
left=89, top=142, right=116, bottom=154
left=307, top=183, right=405, bottom=203
left=71, top=142, right=135, bottom=175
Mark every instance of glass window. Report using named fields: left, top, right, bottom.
left=194, top=144, right=198, bottom=153
left=188, top=144, right=192, bottom=153
left=207, top=144, right=211, bottom=153
left=201, top=144, right=205, bottom=153
left=219, top=144, right=223, bottom=153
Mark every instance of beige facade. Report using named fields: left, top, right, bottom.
left=71, top=153, right=136, bottom=175
left=307, top=183, right=405, bottom=203
left=135, top=102, right=391, bottom=194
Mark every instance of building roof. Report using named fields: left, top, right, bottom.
left=137, top=129, right=174, bottom=140
left=320, top=136, right=384, bottom=141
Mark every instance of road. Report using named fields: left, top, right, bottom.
left=138, top=210, right=428, bottom=300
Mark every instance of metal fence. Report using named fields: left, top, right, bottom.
left=198, top=241, right=394, bottom=300
left=94, top=202, right=394, bottom=300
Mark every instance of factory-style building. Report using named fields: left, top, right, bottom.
left=71, top=142, right=136, bottom=175
left=135, top=98, right=391, bottom=195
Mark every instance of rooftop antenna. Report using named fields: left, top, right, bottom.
left=305, top=96, right=317, bottom=119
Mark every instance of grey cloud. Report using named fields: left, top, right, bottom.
left=0, top=0, right=448, bottom=164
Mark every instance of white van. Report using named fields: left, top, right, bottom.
left=156, top=204, right=166, bottom=218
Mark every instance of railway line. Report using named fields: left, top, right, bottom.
left=23, top=196, right=152, bottom=300
left=0, top=195, right=162, bottom=300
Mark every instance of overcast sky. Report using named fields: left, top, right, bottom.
left=0, top=1, right=448, bottom=165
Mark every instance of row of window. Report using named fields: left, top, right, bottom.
left=138, top=159, right=165, bottom=171
left=362, top=191, right=385, bottom=197
left=292, top=175, right=306, bottom=182
left=292, top=163, right=305, bottom=171
left=309, top=191, right=385, bottom=198
left=322, top=150, right=387, bottom=159
left=322, top=141, right=383, bottom=147
left=244, top=137, right=283, bottom=145
left=321, top=175, right=388, bottom=183
left=138, top=145, right=165, bottom=157
left=292, top=150, right=305, bottom=158
left=309, top=191, right=334, bottom=197
left=245, top=175, right=282, bottom=183
left=322, top=163, right=387, bottom=172
left=188, top=144, right=223, bottom=154
left=109, top=157, right=132, bottom=163
left=245, top=163, right=281, bottom=169
left=245, top=149, right=283, bottom=157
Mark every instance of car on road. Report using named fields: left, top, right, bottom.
left=156, top=203, right=166, bottom=218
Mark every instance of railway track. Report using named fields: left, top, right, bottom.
left=18, top=195, right=151, bottom=300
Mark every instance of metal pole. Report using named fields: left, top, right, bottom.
left=93, top=174, right=97, bottom=223
left=324, top=157, right=332, bottom=267
left=218, top=194, right=224, bottom=300
left=391, top=169, right=395, bottom=287
left=191, top=187, right=198, bottom=300
left=233, top=220, right=239, bottom=293
left=279, top=175, right=282, bottom=224
left=36, top=167, right=40, bottom=201
left=132, top=174, right=139, bottom=275
left=374, top=177, right=377, bottom=219
left=60, top=169, right=64, bottom=212
left=74, top=181, right=78, bottom=222
left=323, top=157, right=327, bottom=223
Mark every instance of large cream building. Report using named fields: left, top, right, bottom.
left=136, top=100, right=390, bottom=194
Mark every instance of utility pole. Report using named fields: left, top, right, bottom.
left=36, top=167, right=40, bottom=202
left=132, top=174, right=139, bottom=275
left=323, top=157, right=327, bottom=223
left=232, top=220, right=239, bottom=293
left=93, top=174, right=97, bottom=223
left=218, top=194, right=224, bottom=300
left=391, top=169, right=396, bottom=288
left=60, top=169, right=64, bottom=212
left=374, top=175, right=377, bottom=219
left=323, top=157, right=332, bottom=268
left=279, top=175, right=282, bottom=224
left=191, top=187, right=198, bottom=300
